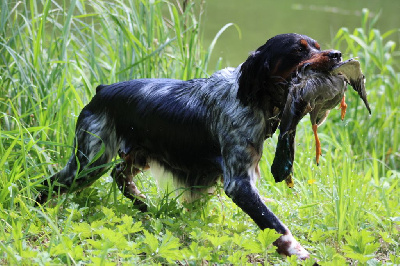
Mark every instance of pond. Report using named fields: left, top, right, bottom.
left=201, top=0, right=400, bottom=68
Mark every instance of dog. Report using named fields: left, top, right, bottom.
left=37, top=33, right=347, bottom=259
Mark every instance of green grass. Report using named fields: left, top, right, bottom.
left=0, top=1, right=399, bottom=264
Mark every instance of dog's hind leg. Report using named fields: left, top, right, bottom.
left=111, top=150, right=148, bottom=211
left=222, top=150, right=310, bottom=260
left=37, top=111, right=119, bottom=204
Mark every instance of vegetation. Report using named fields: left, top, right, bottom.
left=0, top=0, right=398, bottom=264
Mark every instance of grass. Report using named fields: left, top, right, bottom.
left=0, top=1, right=399, bottom=264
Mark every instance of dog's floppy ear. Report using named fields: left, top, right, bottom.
left=237, top=47, right=271, bottom=106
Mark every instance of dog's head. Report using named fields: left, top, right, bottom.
left=238, top=33, right=342, bottom=108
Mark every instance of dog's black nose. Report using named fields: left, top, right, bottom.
left=328, top=50, right=342, bottom=60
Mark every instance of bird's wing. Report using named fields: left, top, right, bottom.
left=330, top=59, right=371, bottom=114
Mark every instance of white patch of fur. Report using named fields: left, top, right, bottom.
left=148, top=160, right=192, bottom=202
left=218, top=67, right=236, bottom=79
left=247, top=164, right=260, bottom=185
left=148, top=160, right=175, bottom=192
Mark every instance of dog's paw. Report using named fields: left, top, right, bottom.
left=274, top=232, right=310, bottom=260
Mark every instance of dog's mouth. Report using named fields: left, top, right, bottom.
left=297, top=58, right=345, bottom=76
left=294, top=50, right=345, bottom=78
left=330, top=58, right=354, bottom=71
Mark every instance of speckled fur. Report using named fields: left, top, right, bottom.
left=38, top=33, right=346, bottom=260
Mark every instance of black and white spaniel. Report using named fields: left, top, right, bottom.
left=38, top=33, right=368, bottom=259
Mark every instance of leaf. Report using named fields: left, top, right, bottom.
left=231, top=233, right=246, bottom=247
left=310, top=229, right=327, bottom=242
left=257, top=228, right=281, bottom=250
left=21, top=249, right=38, bottom=259
left=117, top=218, right=143, bottom=235
left=343, top=230, right=380, bottom=263
left=242, top=238, right=263, bottom=254
left=95, top=228, right=128, bottom=249
left=206, top=234, right=231, bottom=248
left=89, top=257, right=115, bottom=266
left=51, top=236, right=73, bottom=256
left=101, top=207, right=121, bottom=224
left=72, top=222, right=92, bottom=239
left=158, top=230, right=182, bottom=262
left=185, top=242, right=212, bottom=261
left=28, top=224, right=40, bottom=235
left=143, top=230, right=159, bottom=253
left=363, top=242, right=380, bottom=255
left=90, top=219, right=106, bottom=229
left=228, top=250, right=249, bottom=265
left=342, top=249, right=374, bottom=264
left=242, top=229, right=280, bottom=254
left=72, top=245, right=83, bottom=261
left=379, top=231, right=396, bottom=244
left=86, top=239, right=111, bottom=250
left=118, top=241, right=141, bottom=257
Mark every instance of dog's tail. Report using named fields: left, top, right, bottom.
left=37, top=108, right=119, bottom=204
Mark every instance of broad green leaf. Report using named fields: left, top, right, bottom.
left=257, top=228, right=281, bottom=250
left=158, top=230, right=182, bottom=262
left=96, top=228, right=128, bottom=249
left=118, top=218, right=143, bottom=235
left=143, top=230, right=158, bottom=253
left=185, top=242, right=212, bottom=261
left=206, top=234, right=231, bottom=248
left=72, top=222, right=92, bottom=239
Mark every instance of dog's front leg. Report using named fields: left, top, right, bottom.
left=223, top=164, right=310, bottom=259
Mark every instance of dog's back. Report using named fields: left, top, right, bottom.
left=39, top=69, right=241, bottom=201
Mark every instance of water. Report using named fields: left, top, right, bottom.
left=202, top=0, right=400, bottom=68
